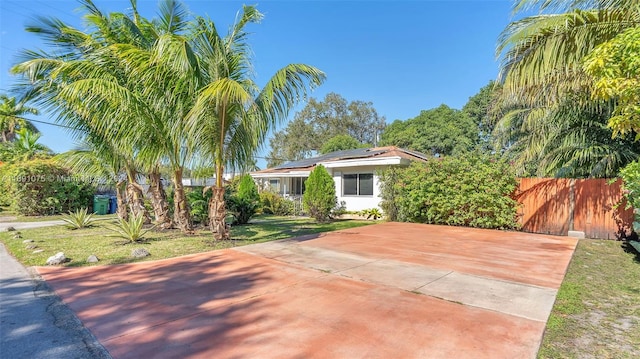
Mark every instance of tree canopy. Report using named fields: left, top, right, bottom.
left=320, top=134, right=369, bottom=154
left=380, top=104, right=478, bottom=156
left=267, top=93, right=385, bottom=166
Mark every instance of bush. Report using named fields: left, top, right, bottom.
left=618, top=161, right=640, bottom=232
left=186, top=187, right=211, bottom=225
left=260, top=191, right=294, bottom=216
left=303, top=165, right=336, bottom=222
left=381, top=154, right=519, bottom=229
left=379, top=168, right=402, bottom=221
left=1, top=159, right=94, bottom=215
left=227, top=174, right=260, bottom=225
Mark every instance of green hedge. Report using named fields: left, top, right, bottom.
left=0, top=159, right=94, bottom=215
left=381, top=154, right=520, bottom=229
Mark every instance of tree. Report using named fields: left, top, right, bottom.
left=492, top=101, right=640, bottom=177
left=267, top=93, right=385, bottom=167
left=303, top=165, right=336, bottom=223
left=320, top=134, right=369, bottom=154
left=0, top=128, right=51, bottom=163
left=584, top=27, right=640, bottom=139
left=11, top=0, right=189, bottom=229
left=380, top=104, right=478, bottom=156
left=462, top=81, right=502, bottom=151
left=494, top=0, right=640, bottom=176
left=185, top=6, right=325, bottom=240
left=55, top=135, right=133, bottom=221
left=0, top=94, right=38, bottom=143
left=497, top=0, right=639, bottom=108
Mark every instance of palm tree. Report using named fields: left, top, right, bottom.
left=55, top=136, right=131, bottom=220
left=11, top=0, right=191, bottom=230
left=0, top=95, right=39, bottom=142
left=186, top=7, right=325, bottom=240
left=494, top=0, right=640, bottom=175
left=0, top=128, right=51, bottom=163
left=498, top=0, right=640, bottom=106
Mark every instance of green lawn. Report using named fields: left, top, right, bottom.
left=538, top=239, right=640, bottom=358
left=0, top=206, right=117, bottom=222
left=0, top=215, right=374, bottom=267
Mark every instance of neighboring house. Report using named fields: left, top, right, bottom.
left=251, top=146, right=429, bottom=211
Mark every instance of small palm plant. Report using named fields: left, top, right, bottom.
left=62, top=208, right=95, bottom=229
left=108, top=214, right=153, bottom=243
left=360, top=208, right=383, bottom=220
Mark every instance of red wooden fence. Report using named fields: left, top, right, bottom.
left=515, top=178, right=633, bottom=239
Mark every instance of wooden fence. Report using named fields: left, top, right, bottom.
left=515, top=178, right=634, bottom=239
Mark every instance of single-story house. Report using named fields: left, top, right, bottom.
left=251, top=146, right=429, bottom=211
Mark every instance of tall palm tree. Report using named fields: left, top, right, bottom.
left=11, top=0, right=192, bottom=230
left=186, top=7, right=325, bottom=240
left=0, top=95, right=39, bottom=142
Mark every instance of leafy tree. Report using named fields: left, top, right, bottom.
left=303, top=164, right=336, bottom=223
left=462, top=81, right=502, bottom=151
left=320, top=134, right=369, bottom=154
left=584, top=27, right=640, bottom=139
left=0, top=94, right=38, bottom=143
left=380, top=104, right=478, bottom=156
left=185, top=6, right=325, bottom=240
left=267, top=93, right=385, bottom=166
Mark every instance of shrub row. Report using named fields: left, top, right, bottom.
left=0, top=159, right=94, bottom=215
left=380, top=154, right=520, bottom=229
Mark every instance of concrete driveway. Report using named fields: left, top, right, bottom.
left=35, top=222, right=577, bottom=358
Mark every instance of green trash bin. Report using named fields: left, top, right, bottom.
left=93, top=195, right=110, bottom=215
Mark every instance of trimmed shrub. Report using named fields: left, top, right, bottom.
left=382, top=154, right=519, bottom=229
left=2, top=159, right=94, bottom=215
left=303, top=165, right=336, bottom=222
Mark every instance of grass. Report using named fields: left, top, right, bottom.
left=0, top=206, right=117, bottom=222
left=538, top=239, right=640, bottom=359
left=0, top=215, right=373, bottom=267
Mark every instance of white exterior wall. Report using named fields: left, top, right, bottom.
left=331, top=165, right=385, bottom=212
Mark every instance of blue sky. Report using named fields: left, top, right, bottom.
left=0, top=0, right=514, bottom=169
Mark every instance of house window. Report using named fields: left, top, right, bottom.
left=291, top=177, right=306, bottom=195
left=343, top=173, right=373, bottom=196
left=269, top=179, right=280, bottom=193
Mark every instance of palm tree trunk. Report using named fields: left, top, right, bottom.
left=209, top=163, right=229, bottom=240
left=147, top=168, right=173, bottom=229
left=172, top=167, right=193, bottom=232
left=115, top=180, right=128, bottom=221
left=127, top=181, right=151, bottom=224
left=208, top=187, right=229, bottom=240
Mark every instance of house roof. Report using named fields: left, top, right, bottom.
left=252, top=146, right=429, bottom=175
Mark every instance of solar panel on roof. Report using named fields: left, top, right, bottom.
left=273, top=148, right=388, bottom=170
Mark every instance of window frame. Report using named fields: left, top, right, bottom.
left=342, top=173, right=374, bottom=197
